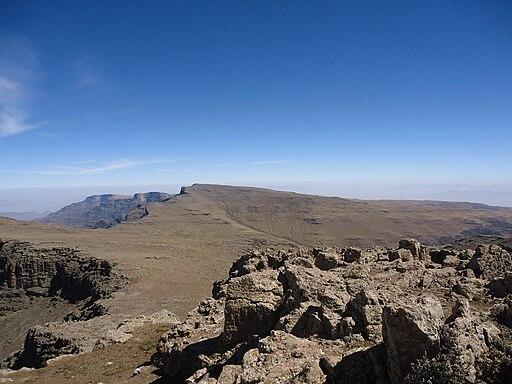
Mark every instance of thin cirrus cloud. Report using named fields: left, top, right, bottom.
left=0, top=37, right=43, bottom=138
left=74, top=57, right=102, bottom=89
left=34, top=159, right=174, bottom=175
left=0, top=158, right=175, bottom=175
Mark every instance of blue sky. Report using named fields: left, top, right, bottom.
left=0, top=1, right=511, bottom=198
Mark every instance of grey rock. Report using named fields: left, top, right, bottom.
left=398, top=238, right=422, bottom=259
left=314, top=250, right=340, bottom=270
left=223, top=270, right=284, bottom=346
left=382, top=296, right=444, bottom=384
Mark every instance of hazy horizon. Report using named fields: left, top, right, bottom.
left=1, top=181, right=512, bottom=215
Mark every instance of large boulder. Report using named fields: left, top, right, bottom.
left=388, top=249, right=412, bottom=262
left=344, top=247, right=363, bottom=263
left=223, top=270, right=284, bottom=346
left=345, top=289, right=387, bottom=341
left=237, top=331, right=326, bottom=384
left=382, top=296, right=444, bottom=383
left=398, top=238, right=422, bottom=259
left=441, top=303, right=501, bottom=383
left=487, top=272, right=512, bottom=298
left=314, top=250, right=341, bottom=270
left=156, top=298, right=224, bottom=380
left=467, top=245, right=512, bottom=280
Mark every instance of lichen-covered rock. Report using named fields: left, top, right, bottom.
left=314, top=250, right=341, bottom=270
left=388, top=248, right=413, bottom=262
left=382, top=296, right=444, bottom=383
left=492, top=295, right=512, bottom=327
left=467, top=244, right=512, bottom=279
left=237, top=331, right=326, bottom=383
left=487, top=272, right=512, bottom=298
left=441, top=305, right=501, bottom=382
left=224, top=270, right=284, bottom=346
left=399, top=238, right=422, bottom=259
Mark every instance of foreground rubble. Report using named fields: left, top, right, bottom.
left=154, top=238, right=512, bottom=383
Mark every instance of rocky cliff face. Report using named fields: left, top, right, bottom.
left=153, top=237, right=512, bottom=383
left=38, top=192, right=172, bottom=228
left=0, top=240, right=129, bottom=367
left=0, top=240, right=123, bottom=304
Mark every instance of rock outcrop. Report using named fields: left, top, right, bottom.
left=0, top=240, right=131, bottom=368
left=382, top=296, right=444, bottom=383
left=38, top=191, right=172, bottom=228
left=154, top=237, right=512, bottom=383
left=0, top=240, right=124, bottom=305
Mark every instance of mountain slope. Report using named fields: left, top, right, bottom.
left=38, top=192, right=172, bottom=228
left=180, top=184, right=512, bottom=246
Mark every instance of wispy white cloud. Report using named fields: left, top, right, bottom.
left=74, top=57, right=102, bottom=89
left=35, top=159, right=168, bottom=175
left=0, top=37, right=42, bottom=137
left=1, top=158, right=193, bottom=176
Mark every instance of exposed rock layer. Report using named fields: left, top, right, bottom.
left=0, top=240, right=128, bottom=368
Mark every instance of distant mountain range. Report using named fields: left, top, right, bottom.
left=0, top=211, right=51, bottom=221
left=37, top=192, right=172, bottom=228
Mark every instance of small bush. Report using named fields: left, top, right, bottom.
left=403, top=353, right=468, bottom=384
left=476, top=348, right=512, bottom=384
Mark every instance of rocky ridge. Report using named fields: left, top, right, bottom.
left=153, top=237, right=512, bottom=383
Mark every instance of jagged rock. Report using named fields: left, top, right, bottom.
left=442, top=307, right=500, bottom=382
left=467, top=244, right=512, bottom=279
left=344, top=247, right=362, bottom=263
left=388, top=248, right=412, bottom=262
left=346, top=289, right=387, bottom=341
left=314, top=250, right=341, bottom=270
left=399, top=238, right=422, bottom=259
left=382, top=296, right=444, bottom=384
left=430, top=248, right=456, bottom=265
left=237, top=331, right=326, bottom=384
left=321, top=343, right=388, bottom=384
left=156, top=299, right=225, bottom=380
left=224, top=270, right=284, bottom=346
left=442, top=255, right=460, bottom=268
left=487, top=272, right=512, bottom=298
left=492, top=296, right=512, bottom=327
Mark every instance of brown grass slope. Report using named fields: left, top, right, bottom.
left=181, top=184, right=512, bottom=247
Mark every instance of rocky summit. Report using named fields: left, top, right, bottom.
left=153, top=238, right=512, bottom=383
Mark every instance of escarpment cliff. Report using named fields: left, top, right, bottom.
left=0, top=240, right=123, bottom=305
left=38, top=191, right=172, bottom=228
left=0, top=240, right=130, bottom=367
